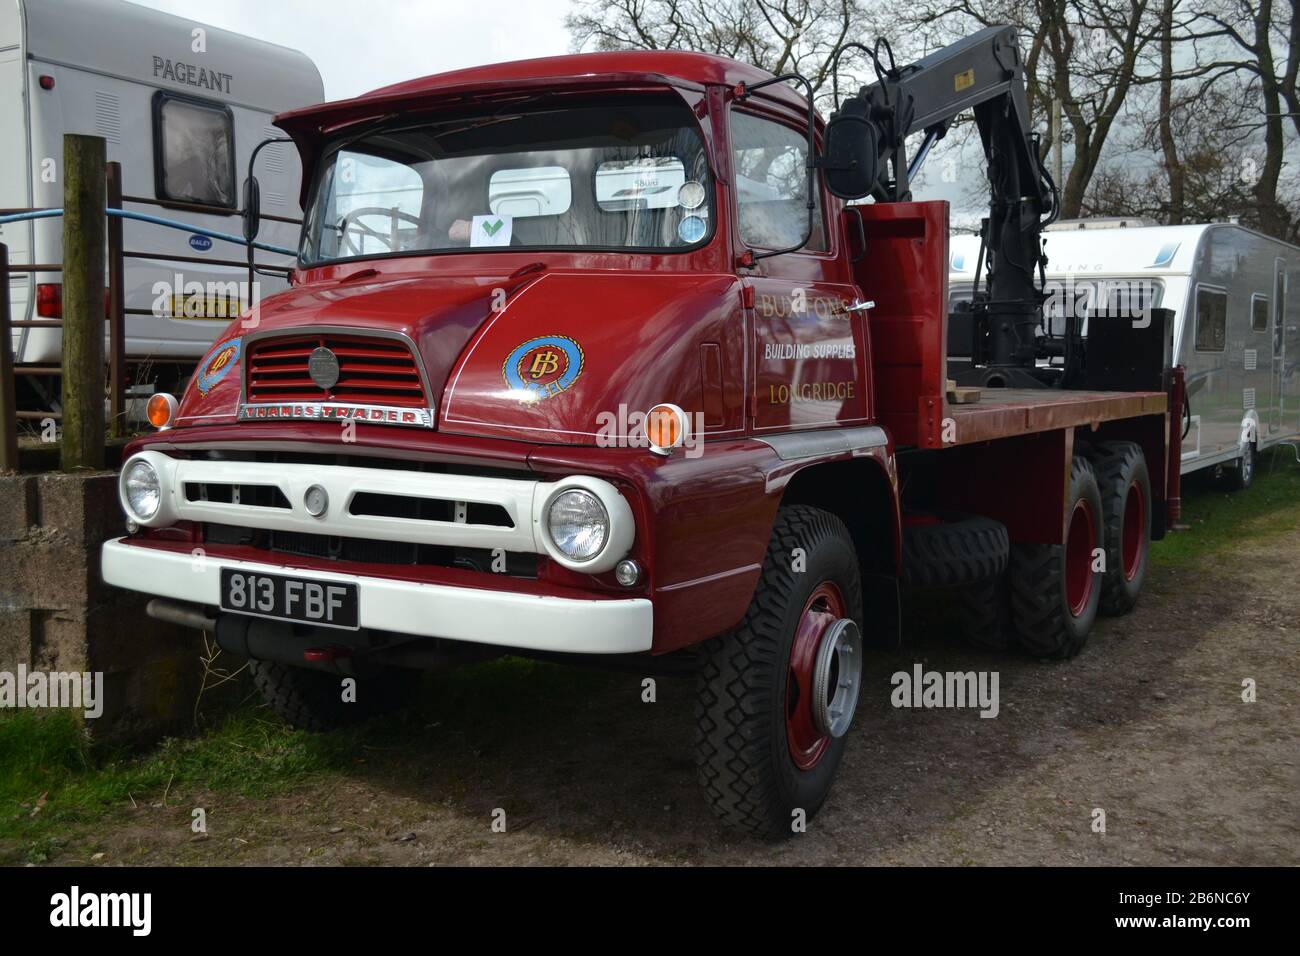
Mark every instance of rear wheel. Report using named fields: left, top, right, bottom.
left=1089, top=441, right=1151, bottom=616
left=695, top=505, right=864, bottom=837
left=957, top=572, right=1013, bottom=650
left=1010, top=456, right=1104, bottom=659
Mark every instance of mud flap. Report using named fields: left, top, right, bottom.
left=861, top=571, right=902, bottom=648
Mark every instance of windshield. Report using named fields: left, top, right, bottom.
left=301, top=94, right=715, bottom=263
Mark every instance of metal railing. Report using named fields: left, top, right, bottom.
left=1, top=143, right=300, bottom=472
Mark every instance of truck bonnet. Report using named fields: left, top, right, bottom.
left=176, top=269, right=739, bottom=445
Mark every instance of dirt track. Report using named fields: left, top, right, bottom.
left=28, top=511, right=1294, bottom=867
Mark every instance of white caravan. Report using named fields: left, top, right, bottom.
left=949, top=220, right=1300, bottom=482
left=0, top=0, right=322, bottom=370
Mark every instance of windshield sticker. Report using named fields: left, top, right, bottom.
left=196, top=337, right=241, bottom=394
left=471, top=214, right=513, bottom=247
left=502, top=335, right=584, bottom=401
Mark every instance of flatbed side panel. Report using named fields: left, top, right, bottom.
left=935, top=429, right=1072, bottom=545
left=854, top=200, right=949, bottom=448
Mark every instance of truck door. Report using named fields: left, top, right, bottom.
left=730, top=109, right=867, bottom=432
left=1271, top=258, right=1288, bottom=434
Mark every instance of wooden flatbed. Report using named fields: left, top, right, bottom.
left=942, top=388, right=1168, bottom=446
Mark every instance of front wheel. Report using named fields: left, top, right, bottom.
left=251, top=660, right=419, bottom=732
left=695, top=505, right=864, bottom=837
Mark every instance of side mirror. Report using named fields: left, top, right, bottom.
left=242, top=176, right=261, bottom=242
left=823, top=103, right=881, bottom=201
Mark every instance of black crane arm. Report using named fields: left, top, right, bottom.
left=824, top=25, right=1064, bottom=387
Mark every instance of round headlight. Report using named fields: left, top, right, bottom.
left=123, top=459, right=161, bottom=521
left=546, top=489, right=609, bottom=561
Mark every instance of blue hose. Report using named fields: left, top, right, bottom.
left=0, top=207, right=298, bottom=257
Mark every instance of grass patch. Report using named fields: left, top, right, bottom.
left=0, top=706, right=361, bottom=854
left=1150, top=445, right=1300, bottom=568
left=0, top=655, right=611, bottom=859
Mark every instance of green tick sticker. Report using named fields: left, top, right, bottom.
left=470, top=213, right=512, bottom=246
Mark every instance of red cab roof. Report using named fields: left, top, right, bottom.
left=275, top=49, right=809, bottom=136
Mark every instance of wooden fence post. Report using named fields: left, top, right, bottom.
left=106, top=161, right=126, bottom=437
left=60, top=133, right=106, bottom=471
left=0, top=243, right=18, bottom=472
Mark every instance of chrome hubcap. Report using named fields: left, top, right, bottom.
left=811, top=619, right=863, bottom=738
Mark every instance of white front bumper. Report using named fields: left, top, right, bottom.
left=102, top=538, right=653, bottom=654
left=119, top=450, right=636, bottom=574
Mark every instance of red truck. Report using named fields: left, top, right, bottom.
left=103, top=26, right=1180, bottom=835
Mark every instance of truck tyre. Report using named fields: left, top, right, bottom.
left=695, top=505, right=864, bottom=837
left=1009, top=456, right=1104, bottom=659
left=957, top=572, right=1013, bottom=650
left=251, top=661, right=418, bottom=732
left=900, top=512, right=1009, bottom=587
left=1089, top=441, right=1151, bottom=616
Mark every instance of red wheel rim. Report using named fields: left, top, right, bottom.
left=786, top=582, right=845, bottom=771
left=1065, top=497, right=1096, bottom=617
left=1121, top=479, right=1146, bottom=581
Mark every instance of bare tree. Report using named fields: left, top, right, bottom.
left=1156, top=0, right=1185, bottom=222
left=1176, top=0, right=1300, bottom=237
left=565, top=0, right=871, bottom=98
left=566, top=0, right=1300, bottom=236
left=897, top=1, right=1160, bottom=218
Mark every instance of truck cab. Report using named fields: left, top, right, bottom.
left=102, top=39, right=1176, bottom=836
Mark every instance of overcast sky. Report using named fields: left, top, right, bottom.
left=133, top=0, right=577, bottom=100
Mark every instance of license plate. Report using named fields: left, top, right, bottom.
left=219, top=569, right=359, bottom=630
left=169, top=292, right=243, bottom=320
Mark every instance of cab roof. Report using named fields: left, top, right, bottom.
left=363, top=50, right=806, bottom=106
left=275, top=49, right=809, bottom=141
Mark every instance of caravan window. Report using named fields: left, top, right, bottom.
left=1194, top=286, right=1228, bottom=352
left=1097, top=278, right=1162, bottom=319
left=1251, top=294, right=1269, bottom=332
left=489, top=167, right=572, bottom=218
left=153, top=93, right=236, bottom=209
left=595, top=158, right=686, bottom=212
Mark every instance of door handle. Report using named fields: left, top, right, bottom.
left=835, top=298, right=876, bottom=316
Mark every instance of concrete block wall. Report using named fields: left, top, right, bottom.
left=0, top=471, right=207, bottom=742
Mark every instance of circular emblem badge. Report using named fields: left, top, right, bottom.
left=196, top=337, right=241, bottom=395
left=308, top=346, right=341, bottom=390
left=502, top=335, right=584, bottom=400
